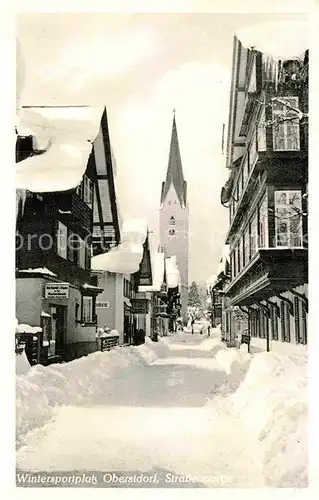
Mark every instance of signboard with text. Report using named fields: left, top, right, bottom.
left=45, top=283, right=69, bottom=300
left=96, top=301, right=110, bottom=309
left=131, top=299, right=149, bottom=314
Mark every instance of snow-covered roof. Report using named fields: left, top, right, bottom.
left=236, top=21, right=308, bottom=61
left=16, top=106, right=104, bottom=193
left=166, top=256, right=180, bottom=289
left=139, top=252, right=165, bottom=292
left=91, top=218, right=148, bottom=274
left=18, top=267, right=57, bottom=277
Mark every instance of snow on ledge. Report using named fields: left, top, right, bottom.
left=166, top=256, right=180, bottom=289
left=91, top=218, right=148, bottom=274
left=18, top=267, right=57, bottom=277
left=16, top=324, right=42, bottom=334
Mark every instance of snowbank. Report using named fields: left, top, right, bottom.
left=16, top=350, right=31, bottom=376
left=16, top=338, right=169, bottom=446
left=232, top=351, right=307, bottom=487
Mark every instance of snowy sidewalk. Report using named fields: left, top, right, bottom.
left=16, top=334, right=265, bottom=487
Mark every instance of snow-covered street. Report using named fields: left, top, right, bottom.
left=16, top=327, right=307, bottom=488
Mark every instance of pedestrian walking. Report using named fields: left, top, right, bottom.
left=207, top=325, right=211, bottom=336
left=191, top=318, right=195, bottom=334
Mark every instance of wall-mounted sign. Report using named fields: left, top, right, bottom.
left=96, top=301, right=110, bottom=309
left=131, top=299, right=149, bottom=314
left=45, top=283, right=69, bottom=299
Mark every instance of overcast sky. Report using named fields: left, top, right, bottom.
left=17, top=12, right=306, bottom=284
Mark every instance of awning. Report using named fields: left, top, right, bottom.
left=16, top=106, right=104, bottom=193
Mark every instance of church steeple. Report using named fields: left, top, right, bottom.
left=160, top=113, right=187, bottom=208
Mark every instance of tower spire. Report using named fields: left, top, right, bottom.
left=160, top=113, right=187, bottom=207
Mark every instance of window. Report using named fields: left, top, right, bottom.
left=258, top=194, right=269, bottom=248
left=257, top=105, right=267, bottom=151
left=76, top=182, right=83, bottom=198
left=243, top=225, right=250, bottom=267
left=168, top=228, right=176, bottom=236
left=275, top=190, right=303, bottom=247
left=83, top=176, right=93, bottom=205
left=169, top=216, right=175, bottom=226
left=68, top=233, right=80, bottom=265
left=82, top=296, right=93, bottom=323
left=272, top=97, right=300, bottom=151
left=237, top=243, right=241, bottom=274
left=250, top=212, right=258, bottom=257
left=57, top=221, right=67, bottom=259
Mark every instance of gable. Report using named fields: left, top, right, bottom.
left=138, top=235, right=153, bottom=286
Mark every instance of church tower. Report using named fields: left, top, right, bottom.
left=159, top=113, right=189, bottom=319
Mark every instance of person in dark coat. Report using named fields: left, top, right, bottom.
left=138, top=329, right=146, bottom=345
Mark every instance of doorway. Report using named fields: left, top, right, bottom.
left=48, top=304, right=67, bottom=357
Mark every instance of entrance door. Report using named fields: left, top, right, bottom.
left=49, top=305, right=66, bottom=356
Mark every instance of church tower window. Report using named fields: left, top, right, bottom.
left=170, top=216, right=175, bottom=226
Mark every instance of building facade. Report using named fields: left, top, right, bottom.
left=16, top=107, right=120, bottom=362
left=221, top=38, right=308, bottom=350
left=159, top=114, right=189, bottom=321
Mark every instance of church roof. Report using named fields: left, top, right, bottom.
left=161, top=115, right=187, bottom=207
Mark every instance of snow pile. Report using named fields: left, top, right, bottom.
left=232, top=351, right=307, bottom=487
left=16, top=377, right=52, bottom=448
left=91, top=218, right=148, bottom=274
left=16, top=349, right=31, bottom=376
left=166, top=255, right=180, bottom=289
left=16, top=339, right=169, bottom=446
left=215, top=348, right=250, bottom=375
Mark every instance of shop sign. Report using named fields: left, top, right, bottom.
left=96, top=301, right=110, bottom=309
left=131, top=299, right=149, bottom=314
left=45, top=283, right=69, bottom=299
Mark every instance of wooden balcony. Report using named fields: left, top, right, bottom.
left=225, top=248, right=307, bottom=306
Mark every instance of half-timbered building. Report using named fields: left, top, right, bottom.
left=221, top=37, right=308, bottom=350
